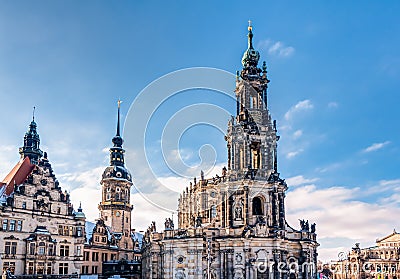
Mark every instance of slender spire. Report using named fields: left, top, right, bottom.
left=33, top=106, right=36, bottom=121
left=116, top=99, right=122, bottom=137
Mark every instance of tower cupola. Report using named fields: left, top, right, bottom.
left=102, top=100, right=132, bottom=182
left=19, top=107, right=43, bottom=165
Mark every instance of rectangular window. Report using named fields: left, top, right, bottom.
left=2, top=219, right=8, bottom=231
left=111, top=254, right=116, bottom=260
left=48, top=244, right=54, bottom=256
left=46, top=263, right=52, bottom=275
left=63, top=226, right=69, bottom=236
left=59, top=263, right=68, bottom=275
left=102, top=236, right=107, bottom=242
left=58, top=225, right=63, bottom=235
left=38, top=246, right=45, bottom=255
left=76, top=246, right=82, bottom=256
left=82, top=265, right=89, bottom=274
left=5, top=242, right=17, bottom=255
left=11, top=242, right=17, bottom=255
left=84, top=251, right=90, bottom=261
left=60, top=245, right=69, bottom=257
left=94, top=236, right=99, bottom=242
left=29, top=243, right=35, bottom=255
left=102, top=253, right=108, bottom=262
left=17, top=220, right=22, bottom=231
left=28, top=262, right=34, bottom=274
left=77, top=227, right=82, bottom=237
left=37, top=262, right=45, bottom=275
left=5, top=241, right=11, bottom=254
left=9, top=220, right=15, bottom=231
left=92, top=252, right=99, bottom=261
left=92, top=266, right=98, bottom=274
left=22, top=202, right=26, bottom=209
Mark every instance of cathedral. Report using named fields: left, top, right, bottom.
left=141, top=24, right=319, bottom=279
left=0, top=103, right=141, bottom=278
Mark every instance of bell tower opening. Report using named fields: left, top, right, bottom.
left=252, top=196, right=263, bottom=215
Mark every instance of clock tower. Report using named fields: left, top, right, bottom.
left=98, top=101, right=134, bottom=251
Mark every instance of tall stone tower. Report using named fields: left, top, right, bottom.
left=142, top=23, right=319, bottom=279
left=227, top=22, right=278, bottom=180
left=98, top=101, right=134, bottom=250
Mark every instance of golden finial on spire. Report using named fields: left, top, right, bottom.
left=248, top=20, right=252, bottom=31
left=117, top=99, right=122, bottom=109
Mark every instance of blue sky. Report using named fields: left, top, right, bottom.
left=1, top=1, right=400, bottom=261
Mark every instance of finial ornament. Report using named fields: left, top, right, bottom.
left=248, top=20, right=252, bottom=31
left=33, top=106, right=36, bottom=121
left=118, top=99, right=122, bottom=109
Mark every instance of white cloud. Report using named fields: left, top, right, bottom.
left=286, top=149, right=303, bottom=159
left=0, top=145, right=19, bottom=180
left=328, top=102, right=338, bottom=108
left=293, top=129, right=303, bottom=139
left=59, top=167, right=104, bottom=221
left=257, top=39, right=295, bottom=58
left=284, top=100, right=314, bottom=120
left=362, top=141, right=390, bottom=153
left=286, top=175, right=318, bottom=187
left=286, top=183, right=400, bottom=262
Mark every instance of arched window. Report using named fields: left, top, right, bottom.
left=252, top=197, right=263, bottom=215
left=211, top=205, right=217, bottom=219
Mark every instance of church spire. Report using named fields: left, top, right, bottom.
left=116, top=99, right=121, bottom=137
left=110, top=100, right=125, bottom=167
left=19, top=107, right=43, bottom=165
left=101, top=101, right=132, bottom=182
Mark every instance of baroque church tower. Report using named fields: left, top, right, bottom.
left=142, top=24, right=318, bottom=279
left=98, top=101, right=134, bottom=250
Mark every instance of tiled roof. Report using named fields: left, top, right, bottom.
left=1, top=157, right=35, bottom=196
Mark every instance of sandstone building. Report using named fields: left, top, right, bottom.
left=0, top=103, right=142, bottom=278
left=330, top=231, right=400, bottom=279
left=141, top=24, right=319, bottom=279
left=0, top=116, right=85, bottom=276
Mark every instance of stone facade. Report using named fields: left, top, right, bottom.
left=141, top=24, right=319, bottom=279
left=330, top=231, right=400, bottom=279
left=0, top=103, right=142, bottom=278
left=0, top=119, right=85, bottom=276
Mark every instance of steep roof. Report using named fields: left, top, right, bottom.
left=0, top=157, right=34, bottom=196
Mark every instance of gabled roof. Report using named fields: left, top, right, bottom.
left=1, top=157, right=35, bottom=196
left=377, top=230, right=400, bottom=243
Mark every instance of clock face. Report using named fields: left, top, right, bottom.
left=41, top=179, right=47, bottom=186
